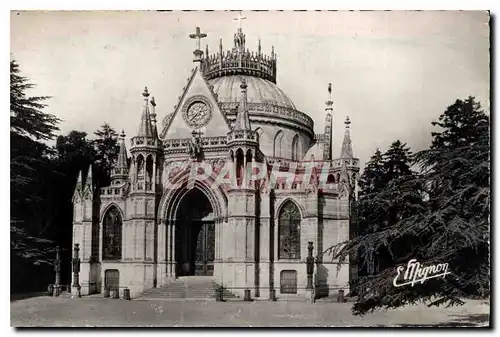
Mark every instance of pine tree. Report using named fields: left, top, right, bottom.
left=11, top=59, right=61, bottom=291
left=415, top=96, right=490, bottom=300
left=331, top=97, right=490, bottom=315
left=92, top=123, right=120, bottom=187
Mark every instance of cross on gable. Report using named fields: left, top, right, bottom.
left=189, top=26, right=207, bottom=50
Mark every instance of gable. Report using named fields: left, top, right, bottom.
left=161, top=67, right=231, bottom=140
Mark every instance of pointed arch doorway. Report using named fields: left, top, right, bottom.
left=175, top=188, right=215, bottom=276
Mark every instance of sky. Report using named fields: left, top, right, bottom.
left=10, top=10, right=490, bottom=170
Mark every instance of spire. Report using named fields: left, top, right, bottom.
left=219, top=38, right=223, bottom=55
left=86, top=164, right=93, bottom=187
left=82, top=164, right=94, bottom=196
left=205, top=44, right=209, bottom=59
left=117, top=130, right=128, bottom=169
left=340, top=116, right=354, bottom=158
left=75, top=169, right=83, bottom=191
left=137, top=87, right=154, bottom=137
left=323, top=83, right=334, bottom=160
left=234, top=78, right=251, bottom=131
left=150, top=97, right=158, bottom=138
left=111, top=130, right=129, bottom=183
left=325, top=82, right=334, bottom=111
left=258, top=38, right=261, bottom=55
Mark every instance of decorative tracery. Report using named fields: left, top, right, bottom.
left=103, top=206, right=122, bottom=260
left=278, top=200, right=301, bottom=260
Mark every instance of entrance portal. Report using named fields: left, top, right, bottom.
left=175, top=188, right=215, bottom=276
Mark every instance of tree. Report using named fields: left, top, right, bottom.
left=331, top=97, right=490, bottom=315
left=92, top=123, right=120, bottom=187
left=11, top=59, right=61, bottom=292
left=11, top=59, right=60, bottom=254
left=344, top=142, right=424, bottom=295
left=11, top=59, right=60, bottom=206
left=415, top=96, right=490, bottom=299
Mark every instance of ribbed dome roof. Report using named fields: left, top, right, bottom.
left=209, top=75, right=296, bottom=110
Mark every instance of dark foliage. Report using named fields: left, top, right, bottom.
left=329, top=96, right=490, bottom=315
left=11, top=59, right=121, bottom=293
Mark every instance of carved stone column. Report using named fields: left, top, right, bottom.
left=306, top=241, right=314, bottom=290
left=71, top=244, right=81, bottom=298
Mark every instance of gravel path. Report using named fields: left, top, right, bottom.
left=10, top=295, right=490, bottom=327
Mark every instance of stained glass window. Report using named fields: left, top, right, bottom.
left=278, top=201, right=301, bottom=260
left=103, top=206, right=122, bottom=260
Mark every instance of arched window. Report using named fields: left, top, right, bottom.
left=136, top=155, right=144, bottom=180
left=273, top=130, right=284, bottom=157
left=291, top=134, right=299, bottom=160
left=236, top=148, right=244, bottom=187
left=146, top=155, right=154, bottom=191
left=278, top=200, right=301, bottom=260
left=255, top=127, right=263, bottom=144
left=103, top=206, right=122, bottom=260
left=327, top=174, right=335, bottom=184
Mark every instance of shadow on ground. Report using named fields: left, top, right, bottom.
left=10, top=293, right=47, bottom=302
left=372, top=313, right=490, bottom=327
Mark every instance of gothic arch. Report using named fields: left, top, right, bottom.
left=100, top=202, right=125, bottom=223
left=273, top=130, right=284, bottom=157
left=102, top=205, right=123, bottom=260
left=255, top=127, right=263, bottom=143
left=146, top=155, right=154, bottom=186
left=276, top=197, right=306, bottom=219
left=327, top=173, right=335, bottom=184
left=136, top=154, right=145, bottom=178
left=291, top=134, right=299, bottom=160
left=157, top=168, right=228, bottom=223
left=277, top=199, right=301, bottom=260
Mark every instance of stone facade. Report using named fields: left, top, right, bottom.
left=71, top=25, right=359, bottom=299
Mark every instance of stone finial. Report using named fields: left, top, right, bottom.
left=340, top=116, right=354, bottom=159
left=345, top=116, right=351, bottom=128
left=143, top=86, right=150, bottom=97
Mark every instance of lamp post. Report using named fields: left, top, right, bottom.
left=306, top=241, right=314, bottom=290
left=71, top=243, right=81, bottom=298
left=53, top=246, right=61, bottom=296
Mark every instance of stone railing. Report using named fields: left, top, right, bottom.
left=131, top=136, right=159, bottom=147
left=220, top=102, right=314, bottom=131
left=227, top=130, right=257, bottom=142
left=331, top=158, right=359, bottom=167
left=266, top=157, right=359, bottom=169
left=314, top=133, right=325, bottom=142
left=132, top=181, right=153, bottom=191
left=163, top=136, right=228, bottom=152
left=100, top=186, right=125, bottom=196
left=201, top=51, right=277, bottom=83
left=112, top=167, right=129, bottom=176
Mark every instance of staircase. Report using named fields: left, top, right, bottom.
left=139, top=276, right=238, bottom=300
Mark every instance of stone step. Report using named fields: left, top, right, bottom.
left=138, top=278, right=238, bottom=300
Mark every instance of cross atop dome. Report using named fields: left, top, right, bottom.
left=197, top=17, right=278, bottom=84
left=233, top=11, right=246, bottom=30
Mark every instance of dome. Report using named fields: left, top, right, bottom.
left=209, top=75, right=296, bottom=110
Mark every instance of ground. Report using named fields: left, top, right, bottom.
left=10, top=295, right=490, bottom=327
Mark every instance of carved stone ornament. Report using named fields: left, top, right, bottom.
left=182, top=95, right=213, bottom=129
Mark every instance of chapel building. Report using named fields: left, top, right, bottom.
left=71, top=23, right=359, bottom=299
